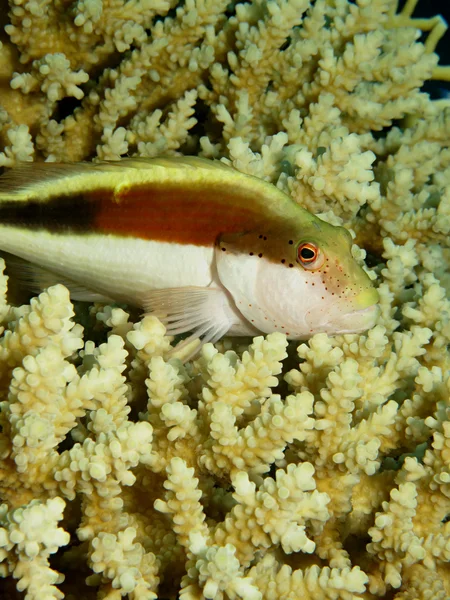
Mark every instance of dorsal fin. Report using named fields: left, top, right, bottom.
left=106, top=156, right=233, bottom=172
left=0, top=162, right=97, bottom=201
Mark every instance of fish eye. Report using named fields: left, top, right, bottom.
left=297, top=242, right=324, bottom=270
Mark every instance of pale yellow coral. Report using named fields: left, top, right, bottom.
left=0, top=122, right=34, bottom=166
left=0, top=497, right=69, bottom=600
left=155, top=457, right=330, bottom=595
left=11, top=53, right=89, bottom=102
left=88, top=527, right=158, bottom=599
left=248, top=553, right=368, bottom=600
left=0, top=272, right=447, bottom=596
left=5, top=0, right=173, bottom=68
left=0, top=0, right=449, bottom=597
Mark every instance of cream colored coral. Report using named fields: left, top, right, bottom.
left=202, top=391, right=315, bottom=477
left=0, top=284, right=83, bottom=370
left=131, top=89, right=198, bottom=158
left=144, top=356, right=196, bottom=442
left=196, top=333, right=288, bottom=418
left=126, top=315, right=174, bottom=405
left=0, top=273, right=447, bottom=596
left=89, top=527, right=158, bottom=598
left=55, top=413, right=153, bottom=498
left=0, top=0, right=449, bottom=597
left=0, top=497, right=69, bottom=600
left=368, top=482, right=426, bottom=588
left=7, top=345, right=81, bottom=474
left=248, top=553, right=368, bottom=600
left=222, top=463, right=329, bottom=557
left=5, top=0, right=173, bottom=69
left=156, top=457, right=330, bottom=595
left=96, top=125, right=129, bottom=161
left=154, top=458, right=209, bottom=548
left=127, top=316, right=173, bottom=363
left=29, top=0, right=226, bottom=161
left=11, top=54, right=89, bottom=102
left=0, top=123, right=34, bottom=167
left=288, top=133, right=380, bottom=219
left=218, top=132, right=290, bottom=182
left=185, top=538, right=261, bottom=600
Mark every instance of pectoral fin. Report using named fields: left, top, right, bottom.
left=142, top=286, right=235, bottom=359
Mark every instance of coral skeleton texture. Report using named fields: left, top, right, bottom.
left=0, top=0, right=449, bottom=598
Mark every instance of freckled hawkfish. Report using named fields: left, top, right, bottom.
left=0, top=157, right=379, bottom=356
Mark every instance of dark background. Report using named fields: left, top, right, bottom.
left=399, top=0, right=450, bottom=96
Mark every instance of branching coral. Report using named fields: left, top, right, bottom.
left=0, top=0, right=449, bottom=598
left=0, top=497, right=69, bottom=599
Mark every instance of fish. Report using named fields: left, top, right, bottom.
left=0, top=156, right=379, bottom=354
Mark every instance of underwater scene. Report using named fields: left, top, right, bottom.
left=0, top=0, right=449, bottom=598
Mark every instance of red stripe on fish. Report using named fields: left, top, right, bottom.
left=94, top=183, right=263, bottom=245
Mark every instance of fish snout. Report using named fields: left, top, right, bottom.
left=305, top=287, right=380, bottom=335
left=331, top=303, right=380, bottom=334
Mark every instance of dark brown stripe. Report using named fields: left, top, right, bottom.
left=0, top=193, right=99, bottom=232
left=0, top=180, right=285, bottom=249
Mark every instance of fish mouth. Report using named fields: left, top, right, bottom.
left=305, top=301, right=380, bottom=335
left=329, top=303, right=380, bottom=334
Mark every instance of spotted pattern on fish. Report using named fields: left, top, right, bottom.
left=0, top=180, right=364, bottom=303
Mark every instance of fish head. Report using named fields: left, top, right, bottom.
left=215, top=220, right=379, bottom=338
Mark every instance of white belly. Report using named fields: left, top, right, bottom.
left=0, top=226, right=215, bottom=305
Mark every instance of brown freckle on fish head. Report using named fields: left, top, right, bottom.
left=259, top=234, right=263, bottom=239
left=249, top=252, right=254, bottom=256
left=258, top=253, right=263, bottom=258
left=263, top=236, right=267, bottom=240
left=289, top=240, right=293, bottom=245
left=289, top=263, right=293, bottom=268
left=281, top=258, right=286, bottom=264
left=221, top=247, right=226, bottom=251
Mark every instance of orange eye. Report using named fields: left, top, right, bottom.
left=297, top=242, right=324, bottom=270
